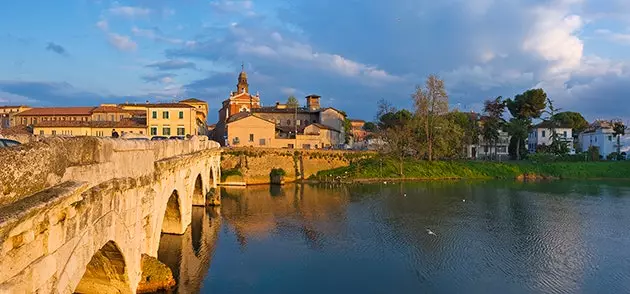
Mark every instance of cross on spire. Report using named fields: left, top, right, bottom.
left=241, top=61, right=244, bottom=72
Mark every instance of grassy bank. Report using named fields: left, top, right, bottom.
left=313, top=157, right=630, bottom=182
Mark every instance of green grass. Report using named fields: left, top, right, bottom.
left=314, top=157, right=630, bottom=181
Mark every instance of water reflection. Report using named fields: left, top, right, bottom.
left=202, top=181, right=630, bottom=294
left=157, top=207, right=221, bottom=293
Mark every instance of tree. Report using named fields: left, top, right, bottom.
left=553, top=111, right=588, bottom=135
left=506, top=118, right=529, bottom=160
left=445, top=111, right=479, bottom=158
left=613, top=120, right=626, bottom=158
left=375, top=101, right=414, bottom=176
left=413, top=74, right=449, bottom=161
left=481, top=97, right=505, bottom=160
left=363, top=122, right=377, bottom=132
left=542, top=98, right=570, bottom=156
left=286, top=95, right=299, bottom=108
left=505, top=89, right=547, bottom=120
left=505, top=88, right=548, bottom=159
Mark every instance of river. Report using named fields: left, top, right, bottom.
left=157, top=181, right=630, bottom=294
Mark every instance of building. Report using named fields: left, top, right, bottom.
left=577, top=120, right=619, bottom=158
left=214, top=68, right=347, bottom=148
left=466, top=130, right=510, bottom=160
left=10, top=98, right=207, bottom=138
left=349, top=119, right=368, bottom=142
left=224, top=112, right=341, bottom=149
left=0, top=106, right=30, bottom=129
left=33, top=118, right=147, bottom=137
left=527, top=121, right=574, bottom=153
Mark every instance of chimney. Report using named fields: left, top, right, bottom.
left=305, top=94, right=321, bottom=111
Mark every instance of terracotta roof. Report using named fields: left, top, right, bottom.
left=252, top=106, right=318, bottom=114
left=16, top=107, right=95, bottom=116
left=349, top=119, right=365, bottom=123
left=179, top=98, right=206, bottom=103
left=309, top=123, right=340, bottom=132
left=33, top=118, right=146, bottom=128
left=321, top=107, right=346, bottom=116
left=129, top=110, right=147, bottom=116
left=91, top=105, right=129, bottom=113
left=119, top=103, right=195, bottom=108
left=226, top=112, right=274, bottom=124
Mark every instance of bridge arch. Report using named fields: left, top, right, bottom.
left=192, top=174, right=205, bottom=206
left=162, top=190, right=184, bottom=234
left=74, top=241, right=132, bottom=294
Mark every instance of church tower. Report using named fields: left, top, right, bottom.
left=236, top=62, right=249, bottom=94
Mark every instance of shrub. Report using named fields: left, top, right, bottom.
left=270, top=168, right=286, bottom=177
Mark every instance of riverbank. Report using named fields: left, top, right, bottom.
left=312, top=158, right=630, bottom=182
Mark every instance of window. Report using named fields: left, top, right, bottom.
left=259, top=138, right=266, bottom=146
left=140, top=131, right=144, bottom=134
left=542, top=130, right=546, bottom=138
left=120, top=115, right=124, bottom=120
left=177, top=127, right=185, bottom=136
left=249, top=134, right=254, bottom=142
left=110, top=115, right=114, bottom=121
left=178, top=111, right=184, bottom=119
left=302, top=144, right=311, bottom=149
left=498, top=146, right=507, bottom=153
left=162, top=111, right=169, bottom=119
left=39, top=130, right=44, bottom=135
left=150, top=127, right=158, bottom=136
left=162, top=127, right=171, bottom=136
left=152, top=111, right=157, bottom=119
left=287, top=119, right=291, bottom=125
left=233, top=137, right=240, bottom=145
left=52, top=130, right=57, bottom=135
left=297, top=119, right=301, bottom=126
left=609, top=136, right=612, bottom=141
left=563, top=131, right=567, bottom=138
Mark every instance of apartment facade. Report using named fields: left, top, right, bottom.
left=145, top=104, right=198, bottom=137
left=527, top=121, right=574, bottom=153
left=578, top=120, right=618, bottom=157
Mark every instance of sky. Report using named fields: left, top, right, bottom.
left=1, top=0, right=630, bottom=124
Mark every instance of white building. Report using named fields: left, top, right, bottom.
left=527, top=121, right=574, bottom=153
left=578, top=120, right=619, bottom=158
left=466, top=130, right=510, bottom=160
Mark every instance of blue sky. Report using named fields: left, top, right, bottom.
left=1, top=0, right=630, bottom=123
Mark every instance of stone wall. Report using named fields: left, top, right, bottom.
left=0, top=136, right=220, bottom=207
left=220, top=147, right=375, bottom=185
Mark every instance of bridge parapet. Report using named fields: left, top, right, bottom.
left=0, top=136, right=220, bottom=207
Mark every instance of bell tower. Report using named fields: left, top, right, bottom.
left=236, top=62, right=249, bottom=94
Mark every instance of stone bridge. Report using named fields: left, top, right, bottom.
left=0, top=136, right=222, bottom=293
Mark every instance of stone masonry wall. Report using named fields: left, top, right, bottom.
left=220, top=148, right=375, bottom=185
left=0, top=136, right=220, bottom=207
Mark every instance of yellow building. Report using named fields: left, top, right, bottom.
left=180, top=98, right=209, bottom=124
left=0, top=105, right=31, bottom=129
left=33, top=118, right=147, bottom=137
left=225, top=113, right=341, bottom=149
left=145, top=103, right=198, bottom=137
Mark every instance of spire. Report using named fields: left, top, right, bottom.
left=241, top=61, right=244, bottom=72
left=236, top=63, right=249, bottom=94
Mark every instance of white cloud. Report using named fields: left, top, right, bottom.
left=109, top=5, right=151, bottom=17
left=594, top=29, right=630, bottom=45
left=108, top=33, right=137, bottom=51
left=281, top=87, right=297, bottom=95
left=0, top=91, right=38, bottom=104
left=210, top=0, right=255, bottom=15
left=96, top=20, right=108, bottom=31
left=131, top=27, right=183, bottom=44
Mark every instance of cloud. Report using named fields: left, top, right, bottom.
left=0, top=91, right=39, bottom=105
left=141, top=73, right=177, bottom=84
left=45, top=42, right=68, bottom=56
left=146, top=60, right=197, bottom=71
left=109, top=5, right=151, bottom=17
left=108, top=33, right=137, bottom=51
left=96, top=20, right=108, bottom=31
left=594, top=29, right=630, bottom=45
left=131, top=26, right=183, bottom=44
left=0, top=81, right=105, bottom=106
left=210, top=0, right=255, bottom=16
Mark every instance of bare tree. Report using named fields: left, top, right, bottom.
left=413, top=75, right=449, bottom=161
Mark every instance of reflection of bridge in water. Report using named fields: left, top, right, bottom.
left=157, top=206, right=221, bottom=294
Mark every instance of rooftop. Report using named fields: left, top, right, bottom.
left=179, top=98, right=206, bottom=103
left=532, top=120, right=573, bottom=129
left=34, top=117, right=147, bottom=128
left=16, top=107, right=95, bottom=116
left=252, top=106, right=318, bottom=114
left=119, top=103, right=195, bottom=108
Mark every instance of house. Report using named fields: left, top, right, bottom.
left=0, top=105, right=31, bottom=129
left=527, top=121, right=574, bottom=153
left=578, top=120, right=619, bottom=158
left=224, top=113, right=341, bottom=149
left=214, top=68, right=347, bottom=148
left=466, top=130, right=511, bottom=160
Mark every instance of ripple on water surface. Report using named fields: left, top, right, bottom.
left=156, top=181, right=630, bottom=294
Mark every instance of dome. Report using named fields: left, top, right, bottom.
left=238, top=70, right=247, bottom=79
